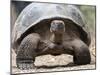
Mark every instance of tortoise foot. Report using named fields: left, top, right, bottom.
left=17, top=61, right=35, bottom=70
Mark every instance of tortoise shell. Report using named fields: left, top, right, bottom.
left=12, top=2, right=91, bottom=49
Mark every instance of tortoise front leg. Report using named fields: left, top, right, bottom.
left=16, top=33, right=41, bottom=70
left=63, top=39, right=91, bottom=65
left=71, top=39, right=91, bottom=65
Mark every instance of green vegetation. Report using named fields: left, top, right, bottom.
left=78, top=5, right=96, bottom=36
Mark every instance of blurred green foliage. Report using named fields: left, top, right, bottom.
left=78, top=5, right=96, bottom=36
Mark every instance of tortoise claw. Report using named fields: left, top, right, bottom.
left=17, top=62, right=35, bottom=70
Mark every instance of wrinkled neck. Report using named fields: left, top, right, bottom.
left=50, top=33, right=63, bottom=44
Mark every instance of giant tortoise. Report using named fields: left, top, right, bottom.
left=12, top=3, right=91, bottom=69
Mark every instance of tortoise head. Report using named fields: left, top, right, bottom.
left=50, top=20, right=65, bottom=34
